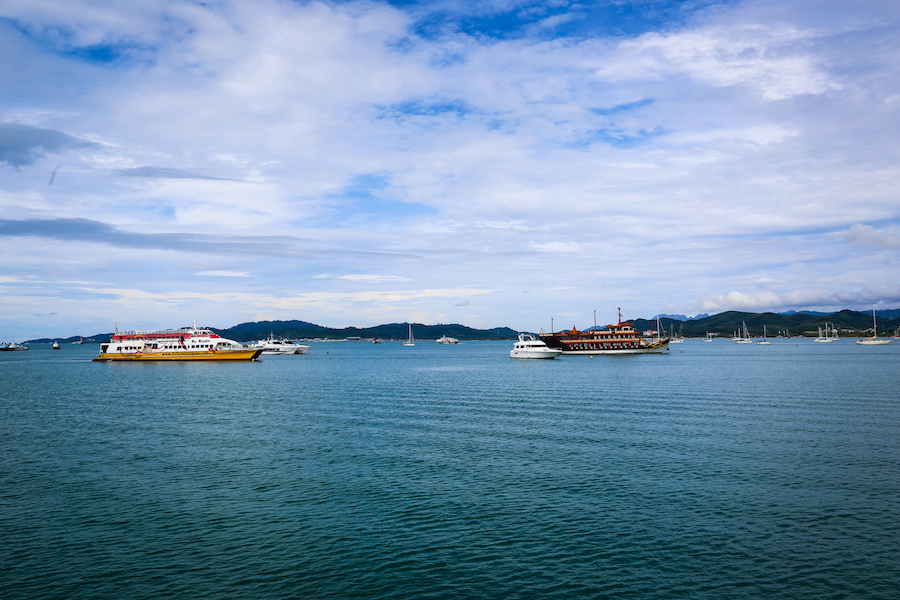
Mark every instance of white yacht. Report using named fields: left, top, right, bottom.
left=404, top=324, right=415, bottom=347
left=510, top=333, right=562, bottom=359
left=436, top=335, right=459, bottom=344
left=248, top=333, right=310, bottom=354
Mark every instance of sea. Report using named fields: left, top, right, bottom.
left=2, top=339, right=899, bottom=599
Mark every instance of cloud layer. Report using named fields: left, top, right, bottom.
left=1, top=0, right=899, bottom=339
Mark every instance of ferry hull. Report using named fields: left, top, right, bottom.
left=93, top=349, right=263, bottom=362
left=556, top=340, right=670, bottom=355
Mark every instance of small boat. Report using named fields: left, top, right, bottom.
left=702, top=332, right=713, bottom=342
left=510, top=333, right=561, bottom=359
left=757, top=325, right=772, bottom=344
left=0, top=342, right=29, bottom=351
left=404, top=324, right=415, bottom=347
left=72, top=336, right=83, bottom=345
left=814, top=323, right=837, bottom=342
left=857, top=309, right=890, bottom=345
left=247, top=333, right=309, bottom=355
left=52, top=341, right=60, bottom=349
left=93, top=320, right=262, bottom=361
left=436, top=335, right=459, bottom=344
left=736, top=321, right=752, bottom=343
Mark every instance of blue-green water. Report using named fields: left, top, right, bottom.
left=2, top=340, right=899, bottom=599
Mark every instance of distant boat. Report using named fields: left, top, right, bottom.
left=814, top=323, right=836, bottom=342
left=72, top=336, right=83, bottom=345
left=702, top=332, right=713, bottom=342
left=857, top=309, right=890, bottom=345
left=436, top=335, right=459, bottom=344
left=0, top=342, right=29, bottom=351
left=757, top=325, right=772, bottom=344
left=52, top=341, right=60, bottom=349
left=669, top=324, right=684, bottom=344
left=736, top=321, right=752, bottom=343
left=404, top=324, right=415, bottom=347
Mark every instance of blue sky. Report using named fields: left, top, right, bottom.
left=2, top=0, right=900, bottom=340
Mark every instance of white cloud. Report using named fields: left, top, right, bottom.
left=841, top=224, right=900, bottom=249
left=196, top=270, right=249, bottom=277
left=337, top=274, right=411, bottom=283
left=528, top=241, right=582, bottom=253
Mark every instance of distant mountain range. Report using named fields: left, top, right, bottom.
left=22, top=309, right=900, bottom=344
left=656, top=313, right=710, bottom=321
left=25, top=321, right=519, bottom=344
left=635, top=309, right=900, bottom=338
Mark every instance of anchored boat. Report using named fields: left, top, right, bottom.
left=247, top=333, right=310, bottom=355
left=539, top=308, right=669, bottom=355
left=510, top=333, right=561, bottom=359
left=93, top=320, right=262, bottom=362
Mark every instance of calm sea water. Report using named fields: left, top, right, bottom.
left=2, top=340, right=899, bottom=599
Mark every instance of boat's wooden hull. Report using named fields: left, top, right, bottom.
left=550, top=339, right=670, bottom=355
left=93, top=349, right=263, bottom=361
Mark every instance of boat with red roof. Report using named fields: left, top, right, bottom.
left=93, top=319, right=262, bottom=362
left=539, top=308, right=669, bottom=355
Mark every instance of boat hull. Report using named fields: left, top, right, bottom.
left=510, top=349, right=561, bottom=359
left=555, top=341, right=669, bottom=355
left=93, top=348, right=263, bottom=361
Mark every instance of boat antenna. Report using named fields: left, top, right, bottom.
left=618, top=307, right=622, bottom=325
left=594, top=310, right=597, bottom=330
left=551, top=318, right=554, bottom=334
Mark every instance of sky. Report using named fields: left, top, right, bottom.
left=2, top=0, right=900, bottom=340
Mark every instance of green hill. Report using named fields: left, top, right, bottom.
left=633, top=310, right=899, bottom=338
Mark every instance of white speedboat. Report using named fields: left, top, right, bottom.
left=248, top=333, right=310, bottom=354
left=52, top=341, right=60, bottom=349
left=510, top=333, right=562, bottom=359
left=436, top=335, right=459, bottom=344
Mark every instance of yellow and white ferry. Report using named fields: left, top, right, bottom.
left=93, top=320, right=262, bottom=362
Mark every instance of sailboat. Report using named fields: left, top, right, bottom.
left=757, top=324, right=772, bottom=344
left=702, top=332, right=713, bottom=342
left=736, top=321, right=752, bottom=343
left=403, top=324, right=415, bottom=347
left=669, top=324, right=684, bottom=343
left=857, top=309, right=890, bottom=345
left=814, top=323, right=836, bottom=342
